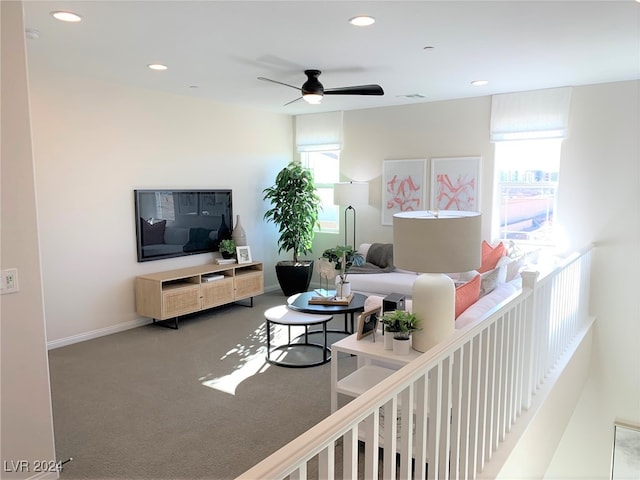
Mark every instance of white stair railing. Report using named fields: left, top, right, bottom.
left=237, top=247, right=593, bottom=480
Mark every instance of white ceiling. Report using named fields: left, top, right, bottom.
left=22, top=1, right=640, bottom=116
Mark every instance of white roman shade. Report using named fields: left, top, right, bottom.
left=295, top=111, right=343, bottom=152
left=490, top=87, right=572, bottom=141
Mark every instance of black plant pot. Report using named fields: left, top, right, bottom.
left=275, top=261, right=314, bottom=297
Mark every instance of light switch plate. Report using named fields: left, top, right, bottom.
left=1, top=268, right=19, bottom=294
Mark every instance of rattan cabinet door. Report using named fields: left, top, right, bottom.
left=162, top=284, right=200, bottom=318
left=201, top=278, right=234, bottom=308
left=234, top=272, right=264, bottom=300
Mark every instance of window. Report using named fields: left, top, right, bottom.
left=301, top=151, right=340, bottom=232
left=493, top=139, right=562, bottom=245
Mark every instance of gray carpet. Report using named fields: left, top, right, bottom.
left=49, top=291, right=357, bottom=480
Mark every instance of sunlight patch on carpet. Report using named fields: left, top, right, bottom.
left=200, top=347, right=270, bottom=395
left=200, top=323, right=271, bottom=395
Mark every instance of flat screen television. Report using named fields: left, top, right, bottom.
left=134, top=189, right=233, bottom=262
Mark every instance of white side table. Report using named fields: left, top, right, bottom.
left=331, top=332, right=421, bottom=412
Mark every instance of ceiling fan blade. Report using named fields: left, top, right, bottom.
left=283, top=97, right=303, bottom=106
left=324, top=84, right=384, bottom=96
left=257, top=76, right=300, bottom=91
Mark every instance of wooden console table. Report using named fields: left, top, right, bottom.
left=135, top=262, right=263, bottom=328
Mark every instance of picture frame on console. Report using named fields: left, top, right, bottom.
left=356, top=307, right=381, bottom=340
left=236, top=246, right=252, bottom=264
left=381, top=158, right=426, bottom=225
left=430, top=156, right=481, bottom=212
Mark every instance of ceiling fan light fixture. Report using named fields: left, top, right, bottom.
left=301, top=69, right=324, bottom=100
left=302, top=93, right=323, bottom=104
left=349, top=15, right=375, bottom=27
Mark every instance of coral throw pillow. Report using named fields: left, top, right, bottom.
left=455, top=274, right=481, bottom=318
left=479, top=241, right=506, bottom=273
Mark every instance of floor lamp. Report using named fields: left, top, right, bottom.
left=393, top=210, right=481, bottom=352
left=333, top=181, right=369, bottom=247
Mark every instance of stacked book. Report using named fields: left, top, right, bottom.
left=308, top=293, right=354, bottom=305
left=202, top=274, right=225, bottom=282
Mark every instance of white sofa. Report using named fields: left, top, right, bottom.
left=347, top=242, right=527, bottom=327
left=364, top=280, right=521, bottom=330
left=344, top=243, right=417, bottom=297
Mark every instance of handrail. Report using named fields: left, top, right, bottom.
left=237, top=246, right=593, bottom=480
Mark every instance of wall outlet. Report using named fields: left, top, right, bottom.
left=1, top=268, right=19, bottom=294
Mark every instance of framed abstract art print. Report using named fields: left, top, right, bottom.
left=381, top=158, right=426, bottom=225
left=430, top=156, right=481, bottom=212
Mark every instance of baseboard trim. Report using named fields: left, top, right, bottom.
left=47, top=290, right=284, bottom=350
left=47, top=317, right=151, bottom=350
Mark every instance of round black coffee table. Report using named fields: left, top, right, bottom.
left=264, top=305, right=334, bottom=368
left=288, top=291, right=367, bottom=334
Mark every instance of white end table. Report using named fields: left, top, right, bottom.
left=331, top=331, right=421, bottom=412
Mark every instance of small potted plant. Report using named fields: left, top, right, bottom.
left=219, top=239, right=236, bottom=259
left=321, top=245, right=364, bottom=298
left=380, top=310, right=420, bottom=355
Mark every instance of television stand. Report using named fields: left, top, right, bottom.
left=135, top=262, right=263, bottom=329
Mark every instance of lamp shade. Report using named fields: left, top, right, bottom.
left=393, top=210, right=481, bottom=273
left=393, top=210, right=481, bottom=353
left=333, top=181, right=369, bottom=207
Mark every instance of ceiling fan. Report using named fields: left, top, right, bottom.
left=258, top=69, right=384, bottom=105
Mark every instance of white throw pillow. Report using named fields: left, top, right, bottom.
left=358, top=243, right=372, bottom=258
left=480, top=268, right=501, bottom=297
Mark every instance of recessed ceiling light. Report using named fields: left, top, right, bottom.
left=471, top=80, right=489, bottom=86
left=148, top=64, right=168, bottom=71
left=349, top=16, right=375, bottom=27
left=50, top=11, right=82, bottom=22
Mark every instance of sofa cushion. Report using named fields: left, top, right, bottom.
left=366, top=277, right=521, bottom=331
left=456, top=282, right=519, bottom=329
left=347, top=271, right=416, bottom=297
left=505, top=255, right=525, bottom=282
left=479, top=241, right=506, bottom=273
left=366, top=243, right=394, bottom=268
left=480, top=255, right=511, bottom=296
left=349, top=243, right=396, bottom=275
left=480, top=267, right=501, bottom=297
left=455, top=274, right=481, bottom=318
left=358, top=243, right=372, bottom=258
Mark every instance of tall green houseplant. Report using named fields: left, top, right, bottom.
left=263, top=161, right=321, bottom=295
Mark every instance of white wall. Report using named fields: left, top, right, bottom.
left=27, top=69, right=293, bottom=345
left=312, top=95, right=495, bottom=257
left=545, top=81, right=640, bottom=478
left=1, top=2, right=57, bottom=478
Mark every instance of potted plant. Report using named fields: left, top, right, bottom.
left=380, top=310, right=420, bottom=354
left=219, top=239, right=236, bottom=259
left=263, top=161, right=321, bottom=296
left=321, top=245, right=364, bottom=298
